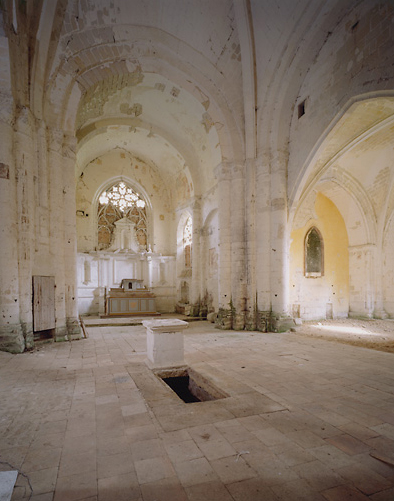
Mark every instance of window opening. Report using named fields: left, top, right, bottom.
left=184, top=216, right=192, bottom=268
left=298, top=100, right=306, bottom=118
left=97, top=182, right=147, bottom=250
left=305, top=227, right=323, bottom=277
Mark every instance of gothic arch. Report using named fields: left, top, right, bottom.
left=304, top=226, right=324, bottom=277
left=289, top=94, right=394, bottom=212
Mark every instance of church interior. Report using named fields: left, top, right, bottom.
left=0, top=0, right=394, bottom=499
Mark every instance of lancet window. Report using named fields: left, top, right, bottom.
left=184, top=216, right=192, bottom=268
left=305, top=226, right=324, bottom=277
left=97, top=182, right=147, bottom=250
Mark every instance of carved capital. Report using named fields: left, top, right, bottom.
left=14, top=106, right=34, bottom=135
left=215, top=161, right=245, bottom=181
left=191, top=195, right=202, bottom=212
left=214, top=161, right=234, bottom=182
left=214, top=161, right=232, bottom=182
left=63, top=134, right=77, bottom=159
left=231, top=162, right=245, bottom=180
left=47, top=127, right=64, bottom=153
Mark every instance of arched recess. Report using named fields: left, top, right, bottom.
left=290, top=192, right=349, bottom=320
left=289, top=95, right=394, bottom=209
left=290, top=95, right=394, bottom=319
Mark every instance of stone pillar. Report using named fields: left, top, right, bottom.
left=63, top=134, right=81, bottom=339
left=190, top=197, right=202, bottom=314
left=269, top=151, right=292, bottom=332
left=245, top=157, right=257, bottom=329
left=230, top=163, right=246, bottom=330
left=147, top=253, right=153, bottom=288
left=0, top=117, right=25, bottom=352
left=35, top=120, right=50, bottom=251
left=14, top=108, right=35, bottom=348
left=255, top=153, right=272, bottom=331
left=48, top=129, right=68, bottom=341
left=214, top=162, right=232, bottom=328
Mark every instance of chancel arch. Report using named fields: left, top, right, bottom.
left=75, top=151, right=176, bottom=315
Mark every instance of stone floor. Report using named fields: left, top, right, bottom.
left=1, top=320, right=394, bottom=501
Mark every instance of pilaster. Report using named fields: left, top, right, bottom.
left=269, top=150, right=290, bottom=323
left=63, top=134, right=81, bottom=339
left=244, top=157, right=257, bottom=329
left=214, top=162, right=232, bottom=328
left=48, top=128, right=68, bottom=341
left=14, top=107, right=35, bottom=348
left=190, top=196, right=202, bottom=312
left=255, top=152, right=271, bottom=313
left=230, top=162, right=246, bottom=330
left=0, top=116, right=25, bottom=352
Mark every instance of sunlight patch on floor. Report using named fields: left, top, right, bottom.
left=316, top=324, right=379, bottom=336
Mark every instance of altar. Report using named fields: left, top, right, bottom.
left=105, top=279, right=159, bottom=316
left=77, top=216, right=176, bottom=316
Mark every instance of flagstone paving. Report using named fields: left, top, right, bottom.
left=1, top=320, right=394, bottom=500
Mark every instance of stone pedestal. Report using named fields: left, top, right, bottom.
left=143, top=319, right=189, bottom=369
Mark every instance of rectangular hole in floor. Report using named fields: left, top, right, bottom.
left=157, top=367, right=228, bottom=404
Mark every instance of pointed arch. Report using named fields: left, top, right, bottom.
left=93, top=175, right=153, bottom=251
left=304, top=226, right=324, bottom=277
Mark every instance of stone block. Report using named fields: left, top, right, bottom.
left=143, top=319, right=189, bottom=369
left=0, top=324, right=25, bottom=353
left=207, top=312, right=217, bottom=323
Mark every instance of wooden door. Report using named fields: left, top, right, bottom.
left=33, top=276, right=55, bottom=332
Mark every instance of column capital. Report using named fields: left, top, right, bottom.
left=214, top=161, right=245, bottom=181
left=63, top=134, right=77, bottom=159
left=47, top=127, right=64, bottom=152
left=214, top=161, right=232, bottom=182
left=14, top=106, right=34, bottom=134
left=231, top=162, right=245, bottom=180
left=271, top=148, right=289, bottom=171
left=191, top=195, right=202, bottom=212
